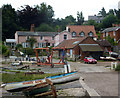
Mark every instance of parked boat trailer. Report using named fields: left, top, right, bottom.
left=35, top=47, right=66, bottom=68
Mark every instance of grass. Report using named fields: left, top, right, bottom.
left=2, top=72, right=61, bottom=83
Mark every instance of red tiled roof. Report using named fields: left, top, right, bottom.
left=67, top=25, right=97, bottom=37
left=57, top=37, right=85, bottom=49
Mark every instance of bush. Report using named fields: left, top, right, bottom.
left=115, top=64, right=120, bottom=71
left=26, top=48, right=35, bottom=56
left=4, top=49, right=10, bottom=57
left=15, top=44, right=23, bottom=50
left=2, top=44, right=7, bottom=54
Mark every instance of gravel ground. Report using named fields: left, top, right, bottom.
left=1, top=58, right=119, bottom=97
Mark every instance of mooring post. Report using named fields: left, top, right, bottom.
left=68, top=64, right=71, bottom=73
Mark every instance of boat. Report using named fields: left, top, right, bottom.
left=23, top=82, right=50, bottom=96
left=50, top=71, right=80, bottom=84
left=4, top=71, right=80, bottom=92
left=4, top=78, right=46, bottom=92
left=22, top=78, right=56, bottom=97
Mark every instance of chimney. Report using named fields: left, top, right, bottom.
left=30, top=24, right=35, bottom=32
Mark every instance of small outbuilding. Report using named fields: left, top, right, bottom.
left=57, top=37, right=103, bottom=61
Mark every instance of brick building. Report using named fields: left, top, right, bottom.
left=57, top=37, right=103, bottom=61
left=66, top=25, right=98, bottom=40
left=15, top=25, right=72, bottom=48
left=101, top=26, right=120, bottom=45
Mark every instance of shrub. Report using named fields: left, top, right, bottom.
left=2, top=44, right=7, bottom=54
left=26, top=48, right=35, bottom=56
left=115, top=64, right=120, bottom=71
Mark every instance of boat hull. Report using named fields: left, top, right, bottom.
left=23, top=85, right=50, bottom=96
left=4, top=72, right=80, bottom=92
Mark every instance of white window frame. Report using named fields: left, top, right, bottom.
left=106, top=32, right=108, bottom=36
left=88, top=32, right=93, bottom=37
left=80, top=32, right=85, bottom=37
left=22, top=42, right=29, bottom=48
left=103, top=32, right=105, bottom=37
left=114, top=38, right=116, bottom=42
left=113, top=31, right=116, bottom=36
left=38, top=43, right=43, bottom=48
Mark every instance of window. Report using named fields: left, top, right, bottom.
left=38, top=43, right=43, bottom=48
left=113, top=31, right=116, bottom=36
left=106, top=32, right=108, bottom=36
left=52, top=36, right=54, bottom=40
left=79, top=32, right=85, bottom=37
left=40, top=36, right=43, bottom=40
left=68, top=28, right=70, bottom=32
left=52, top=43, right=54, bottom=47
left=88, top=31, right=93, bottom=37
left=64, top=34, right=67, bottom=40
left=103, top=32, right=105, bottom=37
left=72, top=32, right=76, bottom=36
left=114, top=38, right=116, bottom=42
left=26, top=36, right=30, bottom=40
left=22, top=42, right=29, bottom=48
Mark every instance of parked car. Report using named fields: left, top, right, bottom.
left=84, top=57, right=97, bottom=64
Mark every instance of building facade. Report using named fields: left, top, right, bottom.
left=101, top=26, right=120, bottom=45
left=56, top=37, right=103, bottom=61
left=88, top=15, right=104, bottom=23
left=66, top=25, right=98, bottom=40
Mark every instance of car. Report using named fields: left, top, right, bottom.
left=83, top=57, right=97, bottom=64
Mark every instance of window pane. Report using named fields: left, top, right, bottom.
left=64, top=34, right=67, bottom=39
left=72, top=32, right=76, bottom=36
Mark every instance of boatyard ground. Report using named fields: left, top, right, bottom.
left=0, top=58, right=120, bottom=97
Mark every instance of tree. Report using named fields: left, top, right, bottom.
left=114, top=9, right=120, bottom=22
left=26, top=37, right=37, bottom=48
left=77, top=11, right=84, bottom=25
left=108, top=9, right=114, bottom=15
left=17, top=5, right=40, bottom=30
left=2, top=4, right=19, bottom=41
left=15, top=44, right=23, bottom=50
left=101, top=14, right=117, bottom=28
left=36, top=23, right=54, bottom=32
left=36, top=3, right=54, bottom=24
left=105, top=36, right=118, bottom=46
left=98, top=7, right=107, bottom=17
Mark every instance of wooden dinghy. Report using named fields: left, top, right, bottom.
left=4, top=72, right=79, bottom=92
left=22, top=78, right=56, bottom=97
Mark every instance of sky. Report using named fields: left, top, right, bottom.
left=0, top=0, right=120, bottom=20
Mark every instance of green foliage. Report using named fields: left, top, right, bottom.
left=15, top=44, right=23, bottom=50
left=4, top=49, right=10, bottom=57
left=36, top=23, right=54, bottom=32
left=98, top=7, right=107, bottom=17
left=2, top=44, right=7, bottom=54
left=25, top=48, right=35, bottom=56
left=105, top=36, right=118, bottom=46
left=26, top=37, right=37, bottom=48
left=2, top=72, right=61, bottom=83
left=115, top=64, right=120, bottom=71
left=101, top=14, right=117, bottom=28
left=96, top=31, right=102, bottom=40
left=2, top=4, right=20, bottom=41
left=77, top=11, right=84, bottom=25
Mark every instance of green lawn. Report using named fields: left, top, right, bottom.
left=2, top=72, right=61, bottom=83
